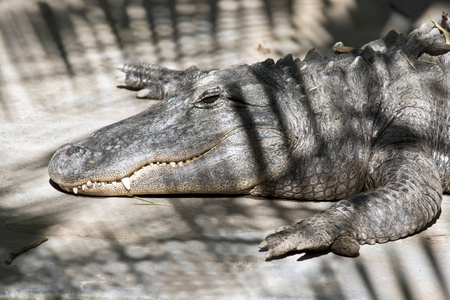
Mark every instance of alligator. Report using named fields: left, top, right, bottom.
left=49, top=18, right=450, bottom=259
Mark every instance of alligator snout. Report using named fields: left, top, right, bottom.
left=48, top=143, right=93, bottom=185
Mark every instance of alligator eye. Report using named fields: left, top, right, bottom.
left=201, top=94, right=220, bottom=104
left=193, top=87, right=223, bottom=108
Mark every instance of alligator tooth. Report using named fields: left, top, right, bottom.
left=97, top=182, right=102, bottom=187
left=115, top=75, right=126, bottom=84
left=121, top=177, right=131, bottom=191
left=101, top=182, right=106, bottom=186
left=169, top=162, right=176, bottom=167
left=86, top=181, right=93, bottom=187
left=177, top=161, right=183, bottom=166
left=73, top=187, right=78, bottom=195
left=82, top=184, right=87, bottom=190
left=161, top=162, right=167, bottom=166
left=137, top=88, right=151, bottom=98
left=112, top=181, right=117, bottom=187
left=150, top=162, right=154, bottom=166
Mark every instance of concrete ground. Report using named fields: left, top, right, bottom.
left=1, top=0, right=449, bottom=299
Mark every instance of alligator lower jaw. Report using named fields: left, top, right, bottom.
left=57, top=155, right=202, bottom=196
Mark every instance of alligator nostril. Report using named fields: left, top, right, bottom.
left=49, top=143, right=95, bottom=185
left=60, top=144, right=88, bottom=157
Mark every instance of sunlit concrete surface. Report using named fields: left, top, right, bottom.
left=1, top=0, right=449, bottom=299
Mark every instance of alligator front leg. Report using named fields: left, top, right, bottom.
left=259, top=148, right=443, bottom=258
left=116, top=63, right=199, bottom=100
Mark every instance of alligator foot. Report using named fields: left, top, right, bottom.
left=259, top=217, right=359, bottom=259
left=116, top=63, right=198, bottom=100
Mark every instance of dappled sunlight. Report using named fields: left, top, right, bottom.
left=1, top=0, right=449, bottom=299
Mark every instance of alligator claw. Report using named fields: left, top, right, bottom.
left=136, top=88, right=151, bottom=98
left=258, top=240, right=269, bottom=250
left=266, top=249, right=275, bottom=259
left=115, top=75, right=126, bottom=84
left=260, top=219, right=360, bottom=259
left=330, top=235, right=360, bottom=257
left=260, top=223, right=316, bottom=259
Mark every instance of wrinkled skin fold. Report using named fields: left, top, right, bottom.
left=49, top=20, right=450, bottom=259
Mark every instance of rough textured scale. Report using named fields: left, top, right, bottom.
left=48, top=20, right=450, bottom=259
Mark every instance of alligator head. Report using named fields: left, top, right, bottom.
left=48, top=58, right=302, bottom=196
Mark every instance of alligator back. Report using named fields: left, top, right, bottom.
left=249, top=23, right=450, bottom=201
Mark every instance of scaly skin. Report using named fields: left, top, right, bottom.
left=116, top=63, right=199, bottom=99
left=49, top=20, right=450, bottom=259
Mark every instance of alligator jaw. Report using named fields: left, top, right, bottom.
left=56, top=152, right=205, bottom=196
